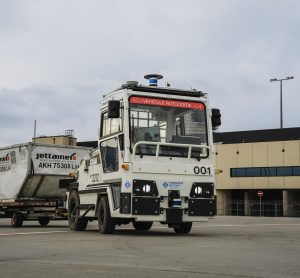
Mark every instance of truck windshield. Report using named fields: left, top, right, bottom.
left=129, top=96, right=208, bottom=157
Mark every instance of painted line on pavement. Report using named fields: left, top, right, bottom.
left=118, top=223, right=300, bottom=230
left=1, top=223, right=299, bottom=235
left=0, top=231, right=69, bottom=236
left=193, top=223, right=300, bottom=228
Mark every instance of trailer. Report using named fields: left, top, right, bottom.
left=0, top=143, right=90, bottom=227
left=65, top=74, right=221, bottom=234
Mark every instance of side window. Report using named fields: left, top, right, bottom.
left=101, top=105, right=123, bottom=137
left=111, top=118, right=121, bottom=134
left=102, top=113, right=111, bottom=137
left=100, top=137, right=119, bottom=173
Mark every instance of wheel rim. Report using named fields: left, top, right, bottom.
left=12, top=215, right=16, bottom=225
left=99, top=205, right=104, bottom=225
left=70, top=201, right=77, bottom=222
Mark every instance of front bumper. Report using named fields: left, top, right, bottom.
left=120, top=193, right=215, bottom=223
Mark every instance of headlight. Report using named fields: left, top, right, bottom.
left=194, top=186, right=203, bottom=195
left=142, top=184, right=151, bottom=193
left=190, top=183, right=214, bottom=198
left=133, top=180, right=158, bottom=197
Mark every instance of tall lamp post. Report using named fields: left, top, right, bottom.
left=270, top=76, right=294, bottom=129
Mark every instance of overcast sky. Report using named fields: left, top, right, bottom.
left=0, top=0, right=299, bottom=146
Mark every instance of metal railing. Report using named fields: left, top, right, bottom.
left=217, top=200, right=300, bottom=217
left=132, top=141, right=210, bottom=160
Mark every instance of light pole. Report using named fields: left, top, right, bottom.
left=270, top=76, right=294, bottom=129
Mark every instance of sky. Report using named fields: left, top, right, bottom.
left=0, top=0, right=299, bottom=146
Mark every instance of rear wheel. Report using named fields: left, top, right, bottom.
left=132, top=221, right=153, bottom=231
left=68, top=190, right=88, bottom=231
left=38, top=217, right=50, bottom=226
left=173, top=222, right=192, bottom=234
left=98, top=196, right=115, bottom=234
left=11, top=212, right=24, bottom=228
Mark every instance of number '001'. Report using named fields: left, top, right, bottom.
left=194, top=166, right=211, bottom=175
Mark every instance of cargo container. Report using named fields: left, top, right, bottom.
left=0, top=143, right=90, bottom=227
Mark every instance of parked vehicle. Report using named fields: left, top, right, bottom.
left=0, top=143, right=90, bottom=227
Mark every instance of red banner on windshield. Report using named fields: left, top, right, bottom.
left=130, top=97, right=205, bottom=110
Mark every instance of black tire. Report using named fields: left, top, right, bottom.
left=68, top=190, right=88, bottom=231
left=132, top=221, right=153, bottom=231
left=11, top=212, right=24, bottom=228
left=38, top=217, right=50, bottom=226
left=98, top=196, right=115, bottom=234
left=173, top=222, right=192, bottom=234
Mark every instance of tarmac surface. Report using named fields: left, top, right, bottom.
left=0, top=216, right=299, bottom=278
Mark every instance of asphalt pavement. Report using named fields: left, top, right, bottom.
left=0, top=216, right=299, bottom=278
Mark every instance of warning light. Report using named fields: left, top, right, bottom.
left=121, top=163, right=129, bottom=170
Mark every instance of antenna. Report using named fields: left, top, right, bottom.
left=65, top=129, right=74, bottom=137
left=33, top=120, right=37, bottom=142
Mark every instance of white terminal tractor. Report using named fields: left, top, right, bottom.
left=62, top=74, right=221, bottom=234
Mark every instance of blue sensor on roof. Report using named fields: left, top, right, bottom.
left=144, top=74, right=163, bottom=87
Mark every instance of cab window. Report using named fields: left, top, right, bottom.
left=101, top=107, right=123, bottom=137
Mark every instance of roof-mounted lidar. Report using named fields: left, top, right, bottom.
left=144, top=74, right=163, bottom=87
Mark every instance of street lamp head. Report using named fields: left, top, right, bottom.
left=270, top=76, right=294, bottom=82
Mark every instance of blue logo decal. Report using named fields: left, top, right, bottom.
left=124, top=181, right=131, bottom=189
left=162, top=182, right=168, bottom=188
left=162, top=181, right=183, bottom=189
left=169, top=181, right=183, bottom=188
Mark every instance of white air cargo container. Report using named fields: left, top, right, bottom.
left=0, top=143, right=90, bottom=227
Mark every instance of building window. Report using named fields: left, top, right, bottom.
left=261, top=167, right=277, bottom=177
left=231, top=168, right=246, bottom=177
left=277, top=167, right=293, bottom=176
left=246, top=167, right=261, bottom=177
left=230, top=166, right=300, bottom=177
left=294, top=167, right=300, bottom=175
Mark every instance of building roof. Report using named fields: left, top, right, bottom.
left=77, top=141, right=98, bottom=148
left=213, top=127, right=300, bottom=144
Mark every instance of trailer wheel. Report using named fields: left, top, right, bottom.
left=68, top=190, right=88, bottom=231
left=173, top=222, right=192, bottom=234
left=98, top=196, right=115, bottom=234
left=132, top=221, right=153, bottom=231
left=11, top=212, right=24, bottom=228
left=38, top=217, right=50, bottom=226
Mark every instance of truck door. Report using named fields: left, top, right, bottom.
left=100, top=137, right=119, bottom=173
left=99, top=106, right=124, bottom=211
left=99, top=106, right=123, bottom=177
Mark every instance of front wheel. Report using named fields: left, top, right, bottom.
left=132, top=221, right=153, bottom=231
left=98, top=196, right=115, bottom=234
left=173, top=222, right=192, bottom=234
left=68, top=190, right=88, bottom=231
left=11, top=212, right=24, bottom=228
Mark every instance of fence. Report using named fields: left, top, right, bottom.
left=217, top=200, right=300, bottom=217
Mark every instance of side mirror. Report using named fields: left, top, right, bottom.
left=108, top=100, right=120, bottom=118
left=212, top=108, right=221, bottom=130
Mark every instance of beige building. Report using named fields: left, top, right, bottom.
left=33, top=130, right=77, bottom=146
left=214, top=127, right=300, bottom=217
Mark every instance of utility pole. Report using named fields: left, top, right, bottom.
left=270, top=76, right=294, bottom=128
